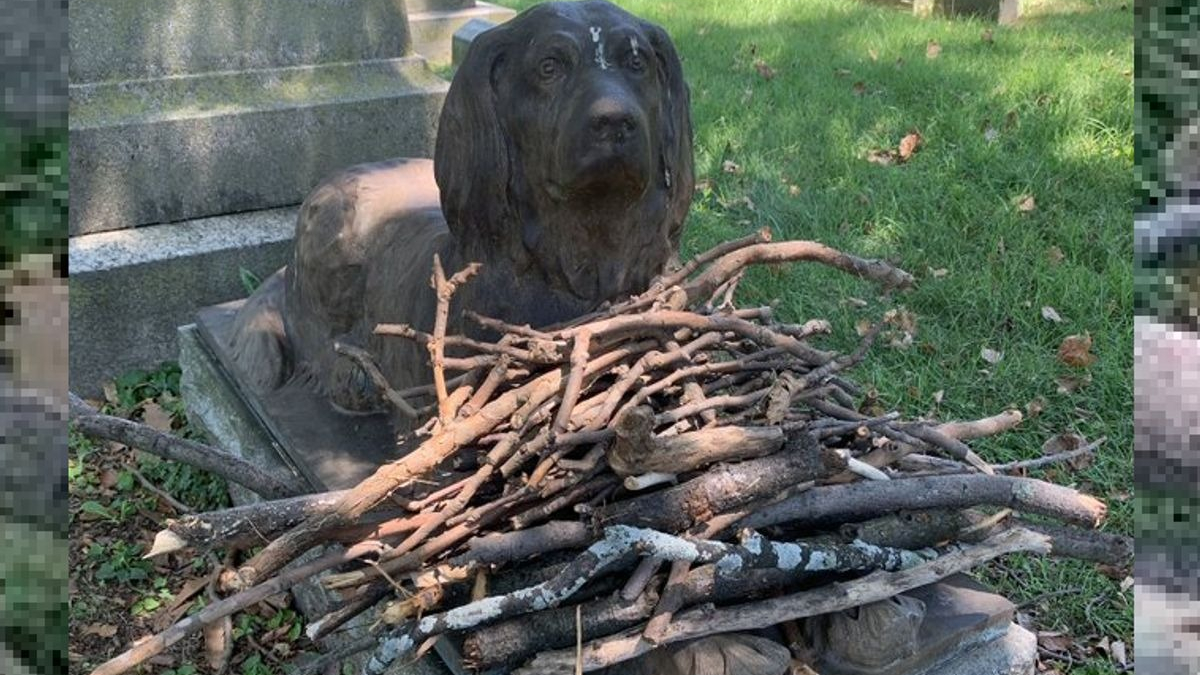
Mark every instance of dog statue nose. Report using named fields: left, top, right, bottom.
left=588, top=98, right=638, bottom=143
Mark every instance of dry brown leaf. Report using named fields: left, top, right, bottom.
left=1026, top=396, right=1046, bottom=418
left=1057, top=333, right=1096, bottom=368
left=834, top=67, right=852, bottom=77
left=1046, top=245, right=1065, bottom=265
left=722, top=160, right=741, bottom=174
left=926, top=40, right=942, bottom=59
left=981, top=29, right=994, bottom=43
left=928, top=267, right=948, bottom=278
left=852, top=81, right=867, bottom=96
left=99, top=468, right=120, bottom=489
left=82, top=623, right=118, bottom=639
left=102, top=381, right=119, bottom=406
left=866, top=149, right=896, bottom=166
left=1037, top=631, right=1073, bottom=653
left=1041, top=432, right=1085, bottom=456
left=754, top=60, right=776, bottom=80
left=141, top=401, right=174, bottom=432
left=898, top=132, right=923, bottom=161
left=1004, top=109, right=1020, bottom=129
left=1055, top=373, right=1092, bottom=394
left=855, top=319, right=873, bottom=336
left=868, top=48, right=879, bottom=61
left=787, top=184, right=802, bottom=196
left=1040, top=306, right=1063, bottom=323
left=1017, top=194, right=1037, bottom=212
left=980, top=347, right=1004, bottom=364
left=932, top=389, right=944, bottom=404
left=204, top=615, right=233, bottom=674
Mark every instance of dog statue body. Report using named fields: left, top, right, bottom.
left=228, top=0, right=694, bottom=418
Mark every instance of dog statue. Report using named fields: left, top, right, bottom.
left=228, top=0, right=694, bottom=418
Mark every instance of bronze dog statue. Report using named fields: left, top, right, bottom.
left=228, top=0, right=694, bottom=417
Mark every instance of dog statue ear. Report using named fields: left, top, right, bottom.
left=645, top=21, right=695, bottom=252
left=435, top=26, right=513, bottom=255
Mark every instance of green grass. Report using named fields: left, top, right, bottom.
left=491, top=0, right=1133, bottom=669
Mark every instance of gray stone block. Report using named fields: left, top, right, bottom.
left=920, top=623, right=1036, bottom=675
left=70, top=207, right=297, bottom=395
left=70, top=58, right=449, bottom=234
left=912, top=0, right=1021, bottom=24
left=453, top=18, right=499, bottom=68
left=70, top=0, right=413, bottom=84
left=409, top=1, right=517, bottom=63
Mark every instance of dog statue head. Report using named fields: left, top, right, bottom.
left=435, top=0, right=694, bottom=308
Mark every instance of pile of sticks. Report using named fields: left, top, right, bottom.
left=81, top=232, right=1130, bottom=675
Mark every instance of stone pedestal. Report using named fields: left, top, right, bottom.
left=68, top=0, right=449, bottom=395
left=912, top=0, right=1021, bottom=24
left=407, top=1, right=517, bottom=63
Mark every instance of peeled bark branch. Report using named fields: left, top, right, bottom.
left=517, top=528, right=1049, bottom=674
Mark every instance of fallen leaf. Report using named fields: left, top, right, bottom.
left=834, top=67, right=852, bottom=77
left=787, top=184, right=802, bottom=196
left=898, top=132, right=923, bottom=161
left=1026, top=396, right=1046, bottom=418
left=1046, top=246, right=1065, bottom=264
left=928, top=267, right=948, bottom=278
left=933, top=390, right=944, bottom=404
left=83, top=623, right=119, bottom=638
left=1057, top=333, right=1096, bottom=368
left=981, top=29, right=994, bottom=43
left=102, top=381, right=119, bottom=406
left=694, top=178, right=714, bottom=192
left=754, top=59, right=776, bottom=80
left=846, top=297, right=869, bottom=308
left=1111, top=640, right=1127, bottom=666
left=868, top=48, right=879, bottom=61
left=1120, top=576, right=1134, bottom=593
left=1055, top=373, right=1092, bottom=394
left=996, top=237, right=1006, bottom=255
left=1041, top=306, right=1063, bottom=323
left=204, top=615, right=233, bottom=673
left=867, top=149, right=896, bottom=166
left=1041, top=432, right=1086, bottom=456
left=741, top=196, right=756, bottom=211
left=852, top=81, right=868, bottom=96
left=1004, top=109, right=1020, bottom=129
left=1017, top=194, right=1037, bottom=212
left=980, top=347, right=1004, bottom=364
left=855, top=319, right=873, bottom=336
left=99, top=468, right=120, bottom=489
left=983, top=126, right=999, bottom=143
left=141, top=401, right=174, bottom=432
left=926, top=40, right=942, bottom=59
left=1037, top=631, right=1073, bottom=653
left=722, top=160, right=741, bottom=174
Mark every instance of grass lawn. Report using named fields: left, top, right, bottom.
left=486, top=0, right=1134, bottom=669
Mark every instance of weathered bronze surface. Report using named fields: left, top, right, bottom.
left=227, top=0, right=695, bottom=424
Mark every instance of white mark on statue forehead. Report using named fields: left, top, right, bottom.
left=589, top=26, right=611, bottom=70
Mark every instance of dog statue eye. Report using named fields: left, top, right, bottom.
left=538, top=57, right=564, bottom=80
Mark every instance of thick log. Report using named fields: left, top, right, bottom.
left=737, top=473, right=1107, bottom=532
left=515, top=529, right=1050, bottom=674
left=596, top=433, right=843, bottom=533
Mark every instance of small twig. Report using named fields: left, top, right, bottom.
left=428, top=256, right=483, bottom=426
left=991, top=437, right=1107, bottom=473
left=130, top=466, right=194, bottom=514
left=333, top=341, right=422, bottom=419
